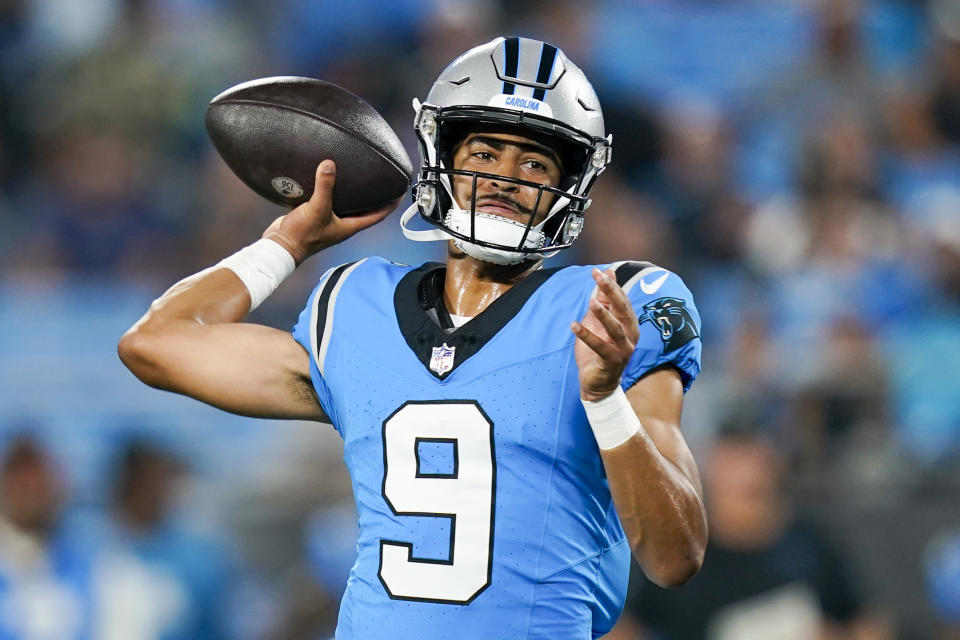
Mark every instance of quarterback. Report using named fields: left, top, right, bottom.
left=119, top=37, right=707, bottom=639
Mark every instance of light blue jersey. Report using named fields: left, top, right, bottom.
left=292, top=258, right=702, bottom=640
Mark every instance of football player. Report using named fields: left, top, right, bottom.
left=119, top=37, right=707, bottom=639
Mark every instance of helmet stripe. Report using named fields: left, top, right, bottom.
left=502, top=36, right=519, bottom=95
left=532, top=43, right=558, bottom=101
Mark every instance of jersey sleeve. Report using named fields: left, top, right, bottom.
left=614, top=262, right=703, bottom=392
left=291, top=266, right=341, bottom=429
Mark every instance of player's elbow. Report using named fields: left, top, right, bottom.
left=637, top=537, right=706, bottom=589
left=648, top=553, right=704, bottom=589
left=641, top=556, right=703, bottom=589
left=118, top=325, right=170, bottom=389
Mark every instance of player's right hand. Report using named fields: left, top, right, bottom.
left=262, top=160, right=398, bottom=265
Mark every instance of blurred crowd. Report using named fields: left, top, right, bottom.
left=1, top=0, right=960, bottom=638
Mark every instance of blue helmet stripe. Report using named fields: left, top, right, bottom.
left=531, top=43, right=558, bottom=101
left=502, top=37, right=519, bottom=95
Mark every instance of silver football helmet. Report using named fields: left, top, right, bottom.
left=400, top=36, right=612, bottom=264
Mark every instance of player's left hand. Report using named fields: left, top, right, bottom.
left=571, top=268, right=639, bottom=402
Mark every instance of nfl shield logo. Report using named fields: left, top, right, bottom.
left=429, top=343, right=456, bottom=375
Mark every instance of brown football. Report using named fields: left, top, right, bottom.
left=205, top=76, right=412, bottom=215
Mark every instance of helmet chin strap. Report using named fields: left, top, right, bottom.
left=400, top=203, right=447, bottom=242
left=399, top=203, right=548, bottom=265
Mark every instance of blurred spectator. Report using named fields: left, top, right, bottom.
left=260, top=502, right=357, bottom=640
left=654, top=99, right=748, bottom=268
left=741, top=0, right=886, bottom=200
left=611, top=427, right=891, bottom=640
left=881, top=299, right=960, bottom=465
left=799, top=0, right=884, bottom=125
left=244, top=424, right=357, bottom=640
left=677, top=313, right=781, bottom=460
left=90, top=440, right=235, bottom=640
left=930, top=0, right=960, bottom=146
left=746, top=111, right=919, bottom=423
left=0, top=435, right=93, bottom=640
left=883, top=80, right=960, bottom=261
left=788, top=318, right=890, bottom=472
left=7, top=130, right=173, bottom=280
left=926, top=524, right=960, bottom=640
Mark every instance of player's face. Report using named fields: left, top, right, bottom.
left=450, top=132, right=562, bottom=226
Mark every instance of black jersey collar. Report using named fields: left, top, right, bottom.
left=394, top=262, right=562, bottom=380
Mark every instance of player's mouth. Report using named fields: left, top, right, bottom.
left=476, top=196, right=531, bottom=222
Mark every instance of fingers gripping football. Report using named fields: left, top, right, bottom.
left=263, top=160, right=398, bottom=264
left=571, top=269, right=640, bottom=402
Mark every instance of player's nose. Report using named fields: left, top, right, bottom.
left=485, top=157, right=522, bottom=191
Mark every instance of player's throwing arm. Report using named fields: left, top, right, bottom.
left=118, top=161, right=396, bottom=421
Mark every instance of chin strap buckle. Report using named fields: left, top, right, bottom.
left=416, top=183, right=436, bottom=211
left=564, top=213, right=584, bottom=242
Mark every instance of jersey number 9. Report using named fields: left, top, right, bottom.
left=379, top=401, right=496, bottom=604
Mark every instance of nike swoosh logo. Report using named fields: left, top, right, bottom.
left=639, top=271, right=669, bottom=295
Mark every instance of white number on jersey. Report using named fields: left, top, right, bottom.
left=379, top=401, right=495, bottom=604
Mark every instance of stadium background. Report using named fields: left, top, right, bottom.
left=1, top=0, right=959, bottom=637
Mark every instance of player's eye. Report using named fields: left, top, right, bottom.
left=523, top=158, right=549, bottom=173
left=472, top=150, right=495, bottom=161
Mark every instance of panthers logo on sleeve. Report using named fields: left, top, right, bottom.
left=638, top=297, right=699, bottom=353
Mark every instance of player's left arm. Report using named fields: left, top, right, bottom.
left=571, top=268, right=707, bottom=589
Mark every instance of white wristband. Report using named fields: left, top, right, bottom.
left=217, top=239, right=296, bottom=311
left=581, top=387, right=641, bottom=450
